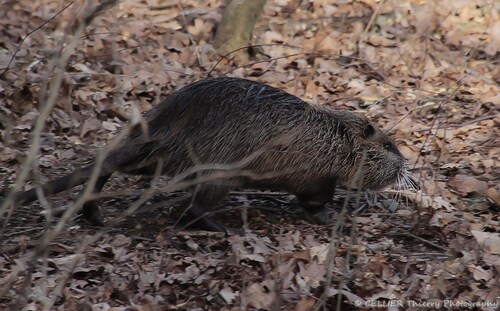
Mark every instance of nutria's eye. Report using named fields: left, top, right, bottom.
left=384, top=142, right=394, bottom=151
left=363, top=124, right=375, bottom=139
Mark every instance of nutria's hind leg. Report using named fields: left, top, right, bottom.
left=180, top=184, right=230, bottom=232
left=78, top=161, right=159, bottom=225
left=294, top=176, right=337, bottom=224
left=79, top=174, right=112, bottom=225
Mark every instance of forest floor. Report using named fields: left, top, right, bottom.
left=0, top=0, right=499, bottom=310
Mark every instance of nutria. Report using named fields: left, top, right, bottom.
left=3, top=77, right=413, bottom=231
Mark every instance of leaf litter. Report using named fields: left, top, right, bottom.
left=0, top=0, right=499, bottom=310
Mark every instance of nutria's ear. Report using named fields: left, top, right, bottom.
left=363, top=124, right=375, bottom=139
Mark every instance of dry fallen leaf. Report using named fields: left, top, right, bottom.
left=448, top=174, right=488, bottom=195
left=295, top=297, right=316, bottom=311
left=309, top=244, right=329, bottom=264
left=80, top=118, right=102, bottom=137
left=219, top=285, right=238, bottom=304
left=243, top=281, right=276, bottom=309
left=471, top=231, right=500, bottom=255
left=467, top=264, right=493, bottom=281
left=298, top=260, right=325, bottom=288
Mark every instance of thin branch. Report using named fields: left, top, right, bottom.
left=0, top=1, right=75, bottom=79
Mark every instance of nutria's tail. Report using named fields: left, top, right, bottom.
left=9, top=164, right=109, bottom=206
left=4, top=138, right=159, bottom=207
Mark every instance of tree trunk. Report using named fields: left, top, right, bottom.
left=213, top=0, right=266, bottom=62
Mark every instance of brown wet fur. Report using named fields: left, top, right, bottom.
left=7, top=77, right=408, bottom=231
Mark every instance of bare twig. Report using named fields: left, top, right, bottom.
left=0, top=1, right=75, bottom=79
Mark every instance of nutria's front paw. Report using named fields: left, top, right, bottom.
left=79, top=202, right=104, bottom=226
left=306, top=208, right=332, bottom=225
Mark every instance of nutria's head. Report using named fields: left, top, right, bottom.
left=327, top=110, right=413, bottom=191
left=356, top=121, right=408, bottom=190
